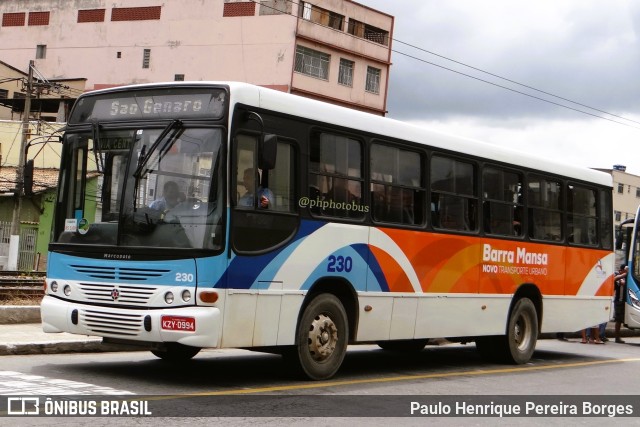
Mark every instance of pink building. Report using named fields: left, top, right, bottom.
left=0, top=0, right=393, bottom=116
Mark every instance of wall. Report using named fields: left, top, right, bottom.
left=0, top=0, right=297, bottom=90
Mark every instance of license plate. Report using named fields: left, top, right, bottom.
left=161, top=316, right=195, bottom=332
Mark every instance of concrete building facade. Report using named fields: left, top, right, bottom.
left=0, top=0, right=393, bottom=116
left=596, top=166, right=640, bottom=229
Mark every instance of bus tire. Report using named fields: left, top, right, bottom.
left=504, top=297, right=538, bottom=364
left=377, top=339, right=429, bottom=352
left=290, top=293, right=348, bottom=380
left=476, top=298, right=538, bottom=364
left=151, top=343, right=201, bottom=362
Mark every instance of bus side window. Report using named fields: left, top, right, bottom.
left=370, top=142, right=424, bottom=226
left=482, top=167, right=523, bottom=237
left=431, top=155, right=477, bottom=232
left=309, top=132, right=364, bottom=219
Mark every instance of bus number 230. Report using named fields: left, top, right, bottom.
left=176, top=272, right=194, bottom=282
left=327, top=255, right=353, bottom=273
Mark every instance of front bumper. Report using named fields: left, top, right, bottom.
left=41, top=295, right=221, bottom=348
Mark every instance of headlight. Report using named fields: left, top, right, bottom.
left=50, top=281, right=58, bottom=293
left=164, top=291, right=174, bottom=304
left=63, top=285, right=71, bottom=296
left=628, top=289, right=640, bottom=309
left=181, top=289, right=191, bottom=302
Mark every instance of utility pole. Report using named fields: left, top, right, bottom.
left=7, top=60, right=33, bottom=271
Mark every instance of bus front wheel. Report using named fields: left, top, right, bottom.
left=151, top=343, right=201, bottom=362
left=289, top=293, right=349, bottom=380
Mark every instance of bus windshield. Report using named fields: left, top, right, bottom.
left=53, top=125, right=224, bottom=250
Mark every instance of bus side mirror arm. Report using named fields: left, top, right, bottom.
left=244, top=111, right=277, bottom=170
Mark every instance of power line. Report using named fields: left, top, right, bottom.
left=394, top=39, right=640, bottom=126
left=254, top=0, right=640, bottom=129
left=391, top=50, right=640, bottom=130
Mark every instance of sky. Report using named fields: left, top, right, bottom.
left=360, top=0, right=640, bottom=175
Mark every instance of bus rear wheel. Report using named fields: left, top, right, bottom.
left=151, top=343, right=201, bottom=362
left=289, top=293, right=348, bottom=380
left=476, top=297, right=538, bottom=364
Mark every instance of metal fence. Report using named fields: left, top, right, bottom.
left=0, top=221, right=39, bottom=271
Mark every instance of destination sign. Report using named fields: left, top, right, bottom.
left=98, top=136, right=134, bottom=151
left=69, top=88, right=227, bottom=124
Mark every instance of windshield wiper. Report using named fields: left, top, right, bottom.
left=133, top=119, right=183, bottom=178
left=91, top=119, right=105, bottom=174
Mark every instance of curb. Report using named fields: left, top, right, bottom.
left=0, top=341, right=142, bottom=356
left=0, top=305, right=40, bottom=324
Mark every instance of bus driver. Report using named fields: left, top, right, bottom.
left=238, top=168, right=273, bottom=209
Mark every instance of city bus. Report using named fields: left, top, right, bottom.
left=40, top=82, right=614, bottom=380
left=616, top=208, right=640, bottom=329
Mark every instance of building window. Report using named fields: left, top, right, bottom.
left=636, top=187, right=640, bottom=198
left=112, top=6, right=162, bottom=21
left=299, top=2, right=344, bottom=30
left=117, top=52, right=122, bottom=58
left=3, top=12, right=26, bottom=27
left=259, top=0, right=291, bottom=16
left=617, top=183, right=624, bottom=194
left=223, top=2, right=255, bottom=17
left=174, top=74, right=185, bottom=81
left=78, top=9, right=106, bottom=23
left=294, top=45, right=330, bottom=80
left=142, top=49, right=151, bottom=69
left=28, top=11, right=50, bottom=26
left=614, top=211, right=621, bottom=222
left=0, top=89, right=8, bottom=99
left=36, top=45, right=47, bottom=59
left=338, top=59, right=354, bottom=87
left=347, top=19, right=389, bottom=46
left=328, top=12, right=344, bottom=30
left=301, top=2, right=311, bottom=20
left=365, top=66, right=381, bottom=94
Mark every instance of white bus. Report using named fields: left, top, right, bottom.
left=41, top=82, right=614, bottom=380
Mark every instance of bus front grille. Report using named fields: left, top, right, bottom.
left=78, top=282, right=158, bottom=305
left=80, top=309, right=144, bottom=337
left=70, top=264, right=170, bottom=281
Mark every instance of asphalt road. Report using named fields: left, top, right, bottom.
left=2, top=337, right=640, bottom=425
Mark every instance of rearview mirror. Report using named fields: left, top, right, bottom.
left=259, top=134, right=277, bottom=170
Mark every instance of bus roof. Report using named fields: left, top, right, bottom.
left=80, top=81, right=612, bottom=188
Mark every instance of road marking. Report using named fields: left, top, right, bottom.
left=0, top=371, right=134, bottom=395
left=187, top=357, right=640, bottom=396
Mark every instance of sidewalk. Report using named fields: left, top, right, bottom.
left=0, top=323, right=106, bottom=355
left=0, top=306, right=142, bottom=356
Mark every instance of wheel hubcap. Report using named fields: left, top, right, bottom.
left=307, top=314, right=338, bottom=361
left=514, top=315, right=531, bottom=350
